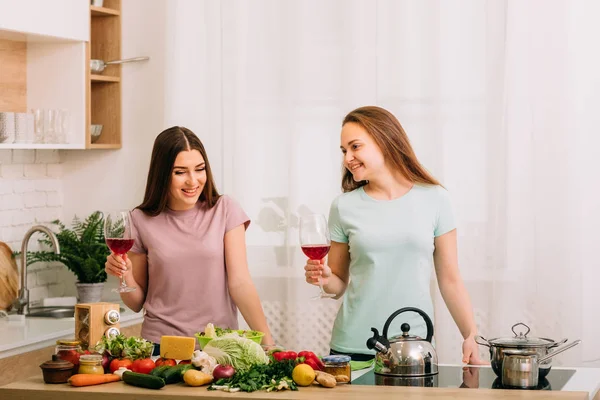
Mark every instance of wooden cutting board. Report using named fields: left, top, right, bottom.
left=0, top=241, right=19, bottom=311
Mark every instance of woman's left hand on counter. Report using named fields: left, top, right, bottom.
left=462, top=335, right=488, bottom=365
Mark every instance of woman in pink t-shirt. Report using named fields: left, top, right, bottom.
left=104, top=126, right=274, bottom=352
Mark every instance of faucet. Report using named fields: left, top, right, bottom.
left=13, top=225, right=60, bottom=315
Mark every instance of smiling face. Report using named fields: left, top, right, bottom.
left=340, top=122, right=387, bottom=182
left=167, top=149, right=207, bottom=211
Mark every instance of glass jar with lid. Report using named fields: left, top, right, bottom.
left=78, top=354, right=104, bottom=375
left=321, top=355, right=351, bottom=379
left=54, top=339, right=82, bottom=373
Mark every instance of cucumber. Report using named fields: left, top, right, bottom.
left=163, top=364, right=194, bottom=384
left=122, top=371, right=166, bottom=390
left=150, top=365, right=171, bottom=378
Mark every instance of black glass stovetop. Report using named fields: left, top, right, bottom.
left=352, top=365, right=576, bottom=391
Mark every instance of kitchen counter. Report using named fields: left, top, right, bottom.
left=0, top=303, right=144, bottom=359
left=0, top=374, right=590, bottom=399
left=2, top=365, right=600, bottom=399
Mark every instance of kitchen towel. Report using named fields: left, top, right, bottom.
left=350, top=359, right=374, bottom=371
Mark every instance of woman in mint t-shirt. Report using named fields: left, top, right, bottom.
left=105, top=126, right=274, bottom=352
left=304, top=106, right=483, bottom=364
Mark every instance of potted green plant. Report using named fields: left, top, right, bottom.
left=25, top=211, right=110, bottom=303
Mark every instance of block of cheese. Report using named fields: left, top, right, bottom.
left=160, top=336, right=196, bottom=360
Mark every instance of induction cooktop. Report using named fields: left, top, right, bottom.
left=352, top=365, right=576, bottom=391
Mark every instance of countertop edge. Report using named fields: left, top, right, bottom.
left=0, top=310, right=144, bottom=359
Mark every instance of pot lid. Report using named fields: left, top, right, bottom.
left=40, top=354, right=74, bottom=371
left=487, top=323, right=558, bottom=348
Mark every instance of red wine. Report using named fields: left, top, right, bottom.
left=106, top=238, right=134, bottom=255
left=301, top=244, right=330, bottom=260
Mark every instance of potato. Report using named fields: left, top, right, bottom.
left=183, top=369, right=213, bottom=387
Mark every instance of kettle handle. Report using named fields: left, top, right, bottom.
left=382, top=307, right=434, bottom=343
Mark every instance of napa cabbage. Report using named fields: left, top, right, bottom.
left=203, top=337, right=269, bottom=372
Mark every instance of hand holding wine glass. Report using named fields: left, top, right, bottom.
left=104, top=211, right=136, bottom=293
left=300, top=214, right=335, bottom=299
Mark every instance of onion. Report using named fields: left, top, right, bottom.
left=101, top=351, right=112, bottom=372
left=213, top=364, right=235, bottom=380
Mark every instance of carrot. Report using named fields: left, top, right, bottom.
left=68, top=374, right=121, bottom=387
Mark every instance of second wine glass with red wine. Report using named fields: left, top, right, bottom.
left=300, top=214, right=335, bottom=299
left=104, top=211, right=136, bottom=293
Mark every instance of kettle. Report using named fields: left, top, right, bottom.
left=366, top=307, right=438, bottom=377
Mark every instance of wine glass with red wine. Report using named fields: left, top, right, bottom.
left=300, top=214, right=335, bottom=299
left=104, top=211, right=136, bottom=293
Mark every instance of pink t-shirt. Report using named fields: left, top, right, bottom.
left=129, top=195, right=250, bottom=344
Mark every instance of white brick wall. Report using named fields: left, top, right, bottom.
left=0, top=149, right=67, bottom=304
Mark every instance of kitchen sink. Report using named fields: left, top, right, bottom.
left=26, top=306, right=126, bottom=318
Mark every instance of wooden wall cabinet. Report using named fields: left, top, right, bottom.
left=0, top=0, right=123, bottom=150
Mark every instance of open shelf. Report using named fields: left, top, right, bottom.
left=87, top=143, right=121, bottom=149
left=91, top=74, right=120, bottom=83
left=90, top=6, right=120, bottom=17
left=87, top=0, right=121, bottom=149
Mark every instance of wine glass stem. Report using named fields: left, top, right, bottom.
left=318, top=276, right=326, bottom=295
left=120, top=275, right=127, bottom=287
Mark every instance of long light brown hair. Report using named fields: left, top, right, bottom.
left=341, top=106, right=440, bottom=192
left=137, top=126, right=220, bottom=216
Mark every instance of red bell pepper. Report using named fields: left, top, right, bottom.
left=302, top=358, right=320, bottom=371
left=272, top=351, right=298, bottom=362
left=298, top=351, right=324, bottom=370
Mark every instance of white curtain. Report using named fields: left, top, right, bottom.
left=163, top=0, right=600, bottom=366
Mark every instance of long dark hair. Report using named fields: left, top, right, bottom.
left=137, top=126, right=220, bottom=216
left=341, top=106, right=440, bottom=192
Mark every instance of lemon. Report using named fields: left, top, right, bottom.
left=292, top=364, right=316, bottom=387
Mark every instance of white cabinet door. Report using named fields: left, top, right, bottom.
left=0, top=0, right=89, bottom=41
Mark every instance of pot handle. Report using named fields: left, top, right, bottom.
left=474, top=335, right=491, bottom=348
left=549, top=338, right=568, bottom=348
left=539, top=339, right=581, bottom=363
left=382, top=307, right=434, bottom=343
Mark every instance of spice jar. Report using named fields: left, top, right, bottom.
left=55, top=339, right=82, bottom=374
left=40, top=354, right=74, bottom=384
left=322, top=355, right=351, bottom=380
left=78, top=354, right=104, bottom=375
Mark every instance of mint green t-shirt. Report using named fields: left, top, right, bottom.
left=328, top=184, right=455, bottom=354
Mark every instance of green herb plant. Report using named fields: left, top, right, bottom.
left=22, top=211, right=109, bottom=284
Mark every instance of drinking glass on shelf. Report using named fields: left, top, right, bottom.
left=44, top=109, right=58, bottom=143
left=58, top=109, right=70, bottom=143
left=32, top=108, right=44, bottom=143
left=299, top=214, right=335, bottom=299
left=104, top=211, right=136, bottom=293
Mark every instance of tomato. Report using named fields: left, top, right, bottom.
left=178, top=360, right=191, bottom=365
left=155, top=358, right=177, bottom=367
left=109, top=358, right=133, bottom=373
left=131, top=358, right=156, bottom=374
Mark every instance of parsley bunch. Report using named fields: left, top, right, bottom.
left=209, top=359, right=298, bottom=392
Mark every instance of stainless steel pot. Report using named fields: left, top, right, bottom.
left=475, top=322, right=569, bottom=379
left=90, top=57, right=149, bottom=73
left=501, top=339, right=581, bottom=389
left=366, top=307, right=438, bottom=377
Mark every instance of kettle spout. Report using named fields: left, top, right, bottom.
left=366, top=327, right=390, bottom=353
